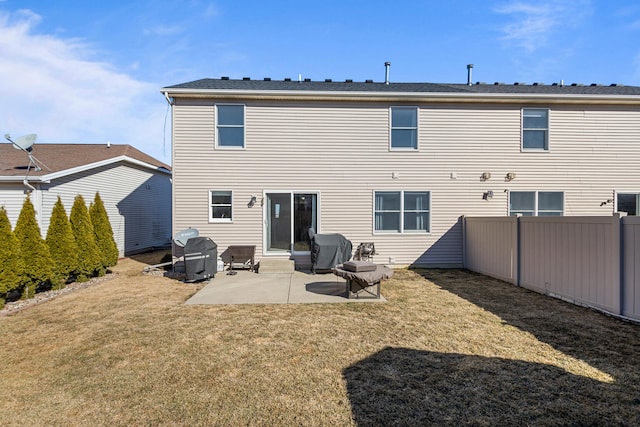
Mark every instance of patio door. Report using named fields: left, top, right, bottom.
left=265, top=192, right=317, bottom=253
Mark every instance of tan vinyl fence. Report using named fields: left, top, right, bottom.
left=462, top=214, right=640, bottom=321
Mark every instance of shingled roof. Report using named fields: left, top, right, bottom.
left=0, top=143, right=171, bottom=179
left=163, top=77, right=640, bottom=96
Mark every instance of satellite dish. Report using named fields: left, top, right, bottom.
left=10, top=134, right=37, bottom=152
left=173, top=228, right=199, bottom=247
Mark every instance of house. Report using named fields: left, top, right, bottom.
left=0, top=143, right=172, bottom=256
left=161, top=76, right=640, bottom=268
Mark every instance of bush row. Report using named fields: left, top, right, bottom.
left=0, top=193, right=118, bottom=308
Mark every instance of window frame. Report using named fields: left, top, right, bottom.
left=209, top=190, right=233, bottom=223
left=509, top=191, right=564, bottom=216
left=521, top=107, right=549, bottom=151
left=389, top=106, right=419, bottom=150
left=374, top=190, right=431, bottom=234
left=215, top=104, right=245, bottom=149
left=616, top=192, right=639, bottom=216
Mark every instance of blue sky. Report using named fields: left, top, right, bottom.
left=1, top=0, right=640, bottom=162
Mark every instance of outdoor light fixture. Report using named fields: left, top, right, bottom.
left=481, top=172, right=491, bottom=181
left=505, top=172, right=516, bottom=181
left=248, top=195, right=257, bottom=208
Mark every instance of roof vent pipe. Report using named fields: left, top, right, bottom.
left=385, top=61, right=391, bottom=84
left=467, top=64, right=473, bottom=86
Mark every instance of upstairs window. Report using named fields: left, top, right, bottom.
left=522, top=108, right=549, bottom=150
left=210, top=190, right=232, bottom=222
left=390, top=107, right=418, bottom=150
left=510, top=191, right=563, bottom=216
left=216, top=105, right=245, bottom=148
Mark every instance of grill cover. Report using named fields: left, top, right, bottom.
left=309, top=232, right=352, bottom=273
left=184, top=237, right=217, bottom=282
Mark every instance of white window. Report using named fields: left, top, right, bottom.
left=216, top=105, right=245, bottom=148
left=510, top=191, right=563, bottom=216
left=374, top=191, right=430, bottom=233
left=522, top=108, right=549, bottom=151
left=617, top=193, right=639, bottom=216
left=210, top=190, right=232, bottom=222
left=390, top=106, right=418, bottom=150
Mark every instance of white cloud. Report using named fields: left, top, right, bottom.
left=494, top=1, right=591, bottom=52
left=0, top=10, right=170, bottom=162
left=143, top=25, right=184, bottom=36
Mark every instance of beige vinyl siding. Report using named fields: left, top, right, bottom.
left=172, top=98, right=640, bottom=267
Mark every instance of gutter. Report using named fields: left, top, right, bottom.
left=161, top=88, right=640, bottom=105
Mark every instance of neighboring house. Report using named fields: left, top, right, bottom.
left=0, top=143, right=172, bottom=256
left=161, top=76, right=640, bottom=268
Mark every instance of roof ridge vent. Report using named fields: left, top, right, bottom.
left=242, top=77, right=250, bottom=81
left=494, top=82, right=505, bottom=85
left=304, top=78, right=311, bottom=82
left=284, top=77, right=292, bottom=82
left=263, top=77, right=271, bottom=81
left=533, top=82, right=545, bottom=86
left=551, top=83, right=558, bottom=86
left=345, top=79, right=353, bottom=83
left=365, top=79, right=373, bottom=83
left=221, top=76, right=229, bottom=80
left=325, top=78, right=332, bottom=82
left=514, top=82, right=526, bottom=85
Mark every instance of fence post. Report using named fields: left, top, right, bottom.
left=611, top=213, right=622, bottom=315
left=515, top=214, right=522, bottom=287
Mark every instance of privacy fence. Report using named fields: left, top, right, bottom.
left=462, top=214, right=640, bottom=322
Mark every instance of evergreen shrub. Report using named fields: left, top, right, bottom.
left=0, top=207, right=25, bottom=308
left=70, top=194, right=102, bottom=281
left=46, top=196, right=79, bottom=288
left=14, top=197, right=55, bottom=298
left=90, top=192, right=118, bottom=269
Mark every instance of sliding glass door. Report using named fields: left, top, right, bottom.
left=266, top=192, right=317, bottom=253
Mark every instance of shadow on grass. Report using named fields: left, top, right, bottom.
left=344, top=346, right=638, bottom=426
left=416, top=269, right=640, bottom=371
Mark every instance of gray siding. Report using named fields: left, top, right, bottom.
left=0, top=184, right=31, bottom=227
left=172, top=99, right=640, bottom=267
left=1, top=163, right=171, bottom=256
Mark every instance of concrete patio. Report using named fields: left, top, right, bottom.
left=184, top=267, right=387, bottom=305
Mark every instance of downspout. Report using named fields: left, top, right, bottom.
left=23, top=178, right=36, bottom=193
left=163, top=91, right=173, bottom=105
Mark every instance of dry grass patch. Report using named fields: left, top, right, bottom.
left=1, top=259, right=639, bottom=426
